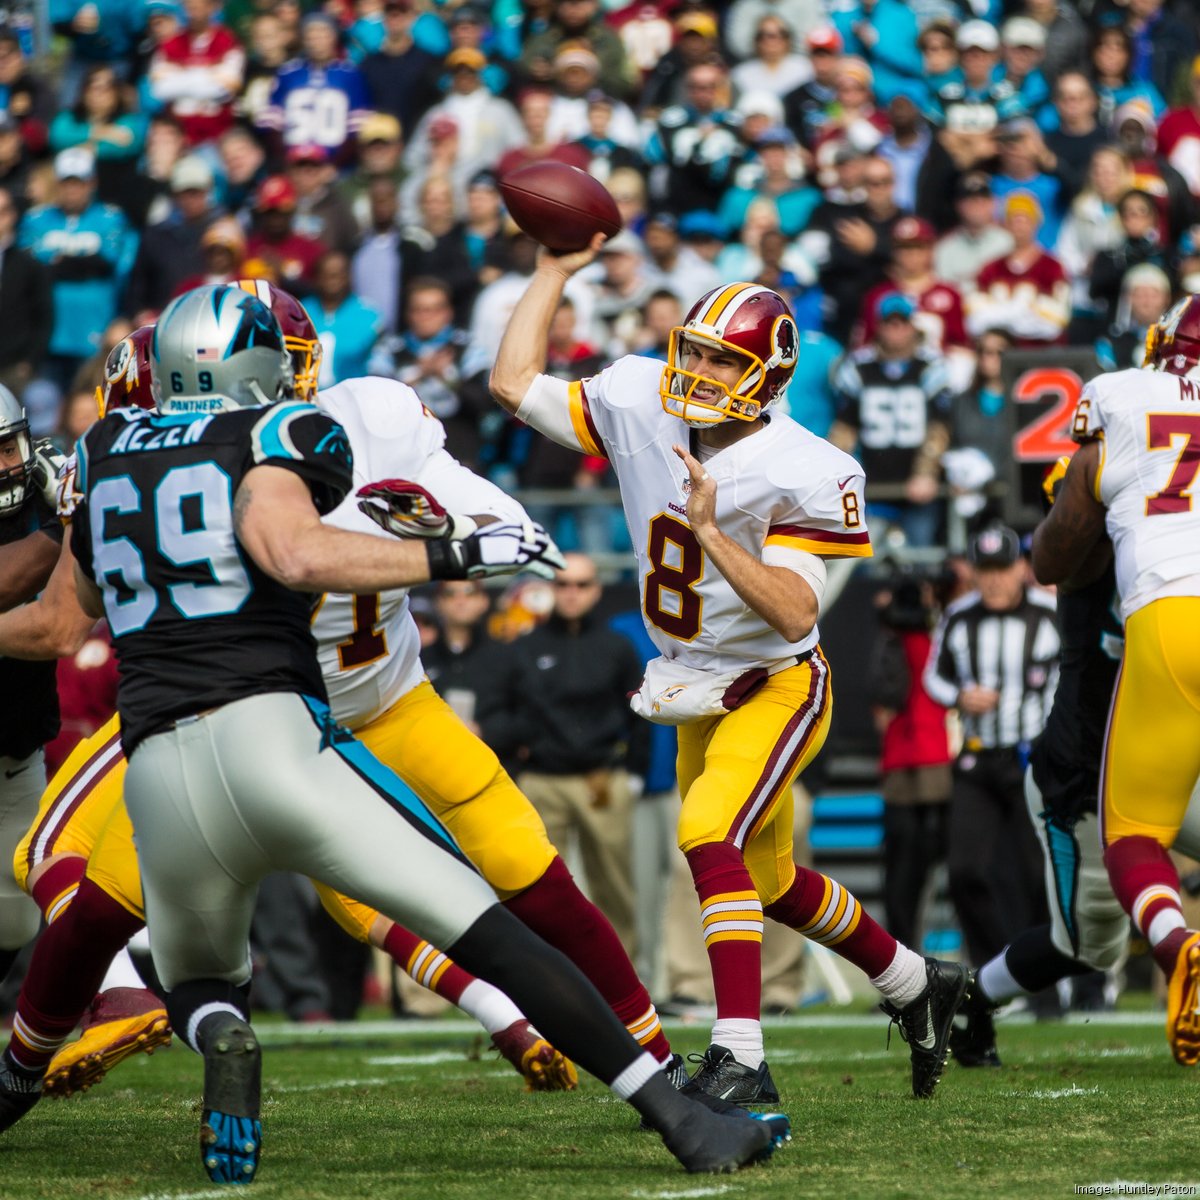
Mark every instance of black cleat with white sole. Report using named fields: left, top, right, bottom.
left=880, top=958, right=969, bottom=1099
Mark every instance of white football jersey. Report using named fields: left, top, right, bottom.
left=315, top=378, right=525, bottom=727
left=1075, top=367, right=1200, bottom=618
left=529, top=355, right=872, bottom=673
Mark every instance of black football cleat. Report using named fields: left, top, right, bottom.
left=0, top=1055, right=42, bottom=1134
left=661, top=1096, right=785, bottom=1174
left=680, top=1044, right=780, bottom=1106
left=949, top=976, right=1002, bottom=1068
left=880, top=958, right=969, bottom=1099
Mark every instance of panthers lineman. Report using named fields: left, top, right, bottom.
left=1033, top=295, right=1200, bottom=1066
left=2, top=284, right=781, bottom=1183
left=491, top=247, right=968, bottom=1103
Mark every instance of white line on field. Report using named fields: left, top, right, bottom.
left=1015, top=1085, right=1101, bottom=1099
left=628, top=1187, right=734, bottom=1199
left=271, top=1076, right=391, bottom=1094
left=365, top=1052, right=479, bottom=1066
left=132, top=1191, right=239, bottom=1200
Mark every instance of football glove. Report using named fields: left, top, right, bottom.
left=30, top=439, right=68, bottom=510
left=426, top=518, right=567, bottom=581
left=1041, top=455, right=1071, bottom=513
left=356, top=479, right=478, bottom=541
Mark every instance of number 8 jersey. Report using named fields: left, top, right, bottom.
left=1074, top=367, right=1200, bottom=619
left=523, top=355, right=872, bottom=673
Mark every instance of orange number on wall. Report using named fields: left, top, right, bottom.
left=1012, top=368, right=1083, bottom=461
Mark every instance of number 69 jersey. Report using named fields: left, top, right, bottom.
left=523, top=355, right=872, bottom=673
left=313, top=377, right=527, bottom=729
left=1074, top=367, right=1200, bottom=619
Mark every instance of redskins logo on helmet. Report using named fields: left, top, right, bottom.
left=97, top=324, right=156, bottom=417
left=660, top=284, right=800, bottom=427
left=235, top=278, right=322, bottom=401
left=1144, top=295, right=1200, bottom=380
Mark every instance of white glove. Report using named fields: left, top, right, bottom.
left=30, top=439, right=67, bottom=510
left=426, top=518, right=567, bottom=581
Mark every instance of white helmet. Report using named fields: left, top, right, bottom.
left=152, top=284, right=290, bottom=415
left=0, top=385, right=33, bottom=516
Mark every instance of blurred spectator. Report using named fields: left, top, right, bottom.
left=258, top=12, right=370, bottom=155
left=878, top=94, right=931, bottom=214
left=360, top=0, right=443, bottom=135
left=990, top=118, right=1065, bottom=247
left=965, top=192, right=1070, bottom=346
left=915, top=19, right=958, bottom=96
left=1019, top=0, right=1088, bottom=85
left=382, top=277, right=476, bottom=463
left=49, top=65, right=148, bottom=221
left=754, top=229, right=823, bottom=330
left=1040, top=73, right=1107, bottom=204
left=340, top=112, right=405, bottom=236
left=489, top=552, right=645, bottom=952
left=19, top=148, right=136, bottom=425
left=244, top=174, right=326, bottom=291
left=307, top=250, right=382, bottom=384
left=641, top=211, right=719, bottom=302
left=1056, top=145, right=1131, bottom=338
left=172, top=215, right=246, bottom=294
left=999, top=18, right=1050, bottom=119
left=719, top=125, right=820, bottom=238
left=287, top=144, right=359, bottom=256
left=496, top=85, right=588, bottom=178
left=589, top=230, right=660, bottom=357
left=950, top=329, right=1014, bottom=469
left=731, top=15, right=813, bottom=100
left=610, top=2, right=673, bottom=82
left=444, top=4, right=509, bottom=96
left=1157, top=58, right=1200, bottom=199
left=135, top=113, right=190, bottom=228
left=217, top=123, right=269, bottom=214
left=780, top=326, right=841, bottom=437
left=934, top=171, right=1015, bottom=289
left=1095, top=261, right=1174, bottom=372
left=405, top=50, right=523, bottom=190
left=1089, top=186, right=1175, bottom=327
left=645, top=59, right=745, bottom=216
left=239, top=12, right=291, bottom=126
left=546, top=45, right=641, bottom=148
left=350, top=175, right=401, bottom=332
left=147, top=0, right=246, bottom=146
left=830, top=291, right=952, bottom=548
left=1089, top=25, right=1165, bottom=131
left=828, top=0, right=923, bottom=107
left=1125, top=0, right=1197, bottom=107
left=801, top=151, right=902, bottom=342
left=0, top=185, right=52, bottom=402
left=714, top=196, right=783, bottom=281
left=461, top=229, right=542, bottom=383
left=0, top=114, right=32, bottom=213
left=399, top=174, right=475, bottom=323
left=125, top=155, right=221, bottom=314
left=569, top=90, right=646, bottom=183
left=640, top=9, right=721, bottom=114
left=632, top=287, right=683, bottom=359
left=51, top=0, right=146, bottom=106
left=818, top=57, right=889, bottom=152
left=520, top=0, right=637, bottom=102
left=0, top=29, right=52, bottom=156
left=734, top=89, right=787, bottom=152
left=868, top=570, right=952, bottom=951
left=462, top=171, right=505, bottom=282
left=727, top=1, right=822, bottom=62
left=1112, top=101, right=1194, bottom=243
left=605, top=165, right=649, bottom=236
left=782, top=24, right=843, bottom=149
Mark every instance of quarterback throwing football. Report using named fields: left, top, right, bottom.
left=491, top=240, right=968, bottom=1103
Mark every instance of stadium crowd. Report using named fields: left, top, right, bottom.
left=3, top=0, right=1200, bottom=1028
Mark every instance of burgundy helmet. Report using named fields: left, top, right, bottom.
left=660, top=284, right=800, bottom=426
left=98, top=324, right=156, bottom=416
left=234, top=278, right=322, bottom=400
left=1144, top=295, right=1200, bottom=379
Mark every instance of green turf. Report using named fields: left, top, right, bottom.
left=3, top=1011, right=1200, bottom=1200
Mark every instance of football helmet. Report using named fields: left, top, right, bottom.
left=152, top=284, right=289, bottom=414
left=0, top=384, right=33, bottom=516
left=1144, top=295, right=1200, bottom=379
left=660, top=284, right=800, bottom=427
left=97, top=324, right=156, bottom=417
left=234, top=278, right=322, bottom=401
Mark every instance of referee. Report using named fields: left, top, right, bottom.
left=923, top=525, right=1061, bottom=966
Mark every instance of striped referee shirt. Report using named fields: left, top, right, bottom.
left=923, top=588, right=1061, bottom=750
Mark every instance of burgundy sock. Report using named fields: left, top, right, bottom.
left=8, top=878, right=144, bottom=1072
left=503, top=856, right=671, bottom=1062
left=29, top=856, right=86, bottom=924
left=1105, top=835, right=1188, bottom=975
left=382, top=924, right=474, bottom=1006
left=764, top=863, right=898, bottom=978
left=685, top=842, right=762, bottom=1022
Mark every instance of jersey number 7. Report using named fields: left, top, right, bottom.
left=1146, top=413, right=1200, bottom=516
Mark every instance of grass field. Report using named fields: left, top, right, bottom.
left=3, top=1009, right=1200, bottom=1200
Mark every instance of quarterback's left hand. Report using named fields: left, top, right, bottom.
left=30, top=439, right=67, bottom=509
left=673, top=444, right=717, bottom=536
left=357, top=479, right=478, bottom=541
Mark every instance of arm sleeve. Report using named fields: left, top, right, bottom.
left=515, top=371, right=608, bottom=458
left=922, top=613, right=962, bottom=708
left=415, top=447, right=528, bottom=527
left=248, top=404, right=354, bottom=515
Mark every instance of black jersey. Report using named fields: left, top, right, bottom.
left=0, top=493, right=64, bottom=760
left=71, top=402, right=353, bottom=755
left=1028, top=563, right=1121, bottom=821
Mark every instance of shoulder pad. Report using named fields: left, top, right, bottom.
left=764, top=424, right=861, bottom=494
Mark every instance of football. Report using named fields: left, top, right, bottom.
left=499, top=162, right=623, bottom=253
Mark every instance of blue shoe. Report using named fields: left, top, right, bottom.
left=748, top=1110, right=792, bottom=1158
left=199, top=1015, right=261, bottom=1185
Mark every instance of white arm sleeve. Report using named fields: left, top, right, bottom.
left=515, top=372, right=591, bottom=453
left=416, top=447, right=528, bottom=527
left=761, top=546, right=828, bottom=614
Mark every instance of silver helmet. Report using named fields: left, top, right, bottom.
left=0, top=384, right=33, bottom=517
left=152, top=284, right=290, bottom=415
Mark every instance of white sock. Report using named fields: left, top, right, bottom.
left=186, top=1002, right=244, bottom=1054
left=455, top=979, right=524, bottom=1037
left=710, top=1018, right=764, bottom=1069
left=610, top=1050, right=660, bottom=1100
left=98, top=946, right=145, bottom=994
left=871, top=945, right=927, bottom=1007
left=978, top=954, right=1024, bottom=1005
